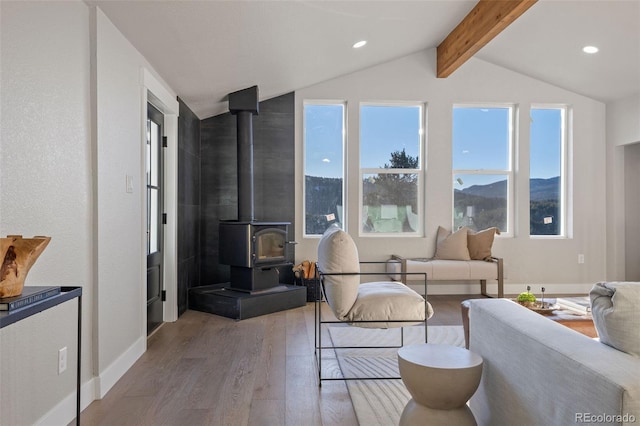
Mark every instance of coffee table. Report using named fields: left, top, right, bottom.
left=537, top=307, right=596, bottom=338
left=460, top=299, right=596, bottom=349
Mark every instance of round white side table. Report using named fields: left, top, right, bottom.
left=397, top=343, right=483, bottom=426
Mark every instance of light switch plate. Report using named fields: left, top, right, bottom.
left=58, top=347, right=67, bottom=374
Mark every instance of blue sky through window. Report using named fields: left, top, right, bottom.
left=360, top=105, right=421, bottom=168
left=453, top=107, right=509, bottom=172
left=530, top=108, right=562, bottom=179
left=304, top=104, right=344, bottom=178
left=306, top=104, right=561, bottom=184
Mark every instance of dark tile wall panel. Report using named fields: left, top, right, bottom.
left=177, top=97, right=201, bottom=316
left=199, top=92, right=296, bottom=287
left=200, top=112, right=236, bottom=285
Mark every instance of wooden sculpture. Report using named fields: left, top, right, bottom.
left=0, top=235, right=51, bottom=298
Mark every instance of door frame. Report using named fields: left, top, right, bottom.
left=141, top=68, right=179, bottom=324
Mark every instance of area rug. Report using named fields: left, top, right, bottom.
left=327, top=325, right=465, bottom=426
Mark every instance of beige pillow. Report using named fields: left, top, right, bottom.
left=434, top=226, right=470, bottom=260
left=590, top=281, right=640, bottom=357
left=468, top=227, right=500, bottom=261
left=317, top=225, right=360, bottom=320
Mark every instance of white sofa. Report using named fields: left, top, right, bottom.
left=467, top=298, right=640, bottom=426
left=386, top=255, right=504, bottom=298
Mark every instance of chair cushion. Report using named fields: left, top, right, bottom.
left=345, top=281, right=433, bottom=328
left=317, top=225, right=360, bottom=320
left=590, top=282, right=640, bottom=357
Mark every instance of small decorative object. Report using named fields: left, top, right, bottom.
left=0, top=235, right=51, bottom=298
left=293, top=259, right=320, bottom=302
left=514, top=285, right=557, bottom=314
left=516, top=285, right=537, bottom=307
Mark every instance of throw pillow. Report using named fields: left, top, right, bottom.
left=468, top=227, right=501, bottom=261
left=590, top=281, right=640, bottom=357
left=317, top=224, right=360, bottom=320
left=433, top=226, right=471, bottom=260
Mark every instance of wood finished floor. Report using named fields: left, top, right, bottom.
left=79, top=295, right=484, bottom=426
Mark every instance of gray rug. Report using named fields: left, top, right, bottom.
left=327, top=325, right=465, bottom=426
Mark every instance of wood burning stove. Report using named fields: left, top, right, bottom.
left=219, top=221, right=290, bottom=292
left=219, top=222, right=287, bottom=268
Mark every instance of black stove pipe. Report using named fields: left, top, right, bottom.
left=236, top=111, right=254, bottom=222
left=228, top=86, right=259, bottom=222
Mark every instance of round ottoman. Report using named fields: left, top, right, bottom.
left=397, top=343, right=483, bottom=425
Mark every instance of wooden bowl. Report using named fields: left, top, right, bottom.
left=0, top=235, right=51, bottom=298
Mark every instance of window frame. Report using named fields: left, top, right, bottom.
left=302, top=100, right=347, bottom=237
left=358, top=101, right=426, bottom=238
left=529, top=104, right=569, bottom=239
left=451, top=103, right=516, bottom=236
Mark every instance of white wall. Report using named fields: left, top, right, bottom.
left=608, top=94, right=640, bottom=147
left=93, top=7, right=147, bottom=393
left=1, top=2, right=178, bottom=422
left=0, top=1, right=92, bottom=422
left=624, top=143, right=640, bottom=280
left=295, top=49, right=608, bottom=295
left=605, top=93, right=640, bottom=280
left=93, top=7, right=178, bottom=397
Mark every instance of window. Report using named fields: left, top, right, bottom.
left=452, top=106, right=513, bottom=233
left=303, top=102, right=345, bottom=236
left=530, top=106, right=566, bottom=236
left=360, top=104, right=424, bottom=235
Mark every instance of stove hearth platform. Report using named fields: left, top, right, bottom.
left=189, top=283, right=306, bottom=320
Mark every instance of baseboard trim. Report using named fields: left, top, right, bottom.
left=35, top=377, right=96, bottom=426
left=408, top=282, right=595, bottom=296
left=96, top=335, right=146, bottom=398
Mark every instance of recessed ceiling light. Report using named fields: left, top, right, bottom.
left=582, top=46, right=599, bottom=54
left=353, top=40, right=367, bottom=49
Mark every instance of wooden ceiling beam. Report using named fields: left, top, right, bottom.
left=437, top=0, right=538, bottom=78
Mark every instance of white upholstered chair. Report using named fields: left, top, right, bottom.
left=314, top=224, right=434, bottom=385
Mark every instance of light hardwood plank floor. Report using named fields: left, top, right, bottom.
left=80, top=295, right=482, bottom=425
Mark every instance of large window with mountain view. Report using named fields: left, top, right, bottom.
left=360, top=103, right=424, bottom=235
left=452, top=105, right=513, bottom=233
left=303, top=102, right=345, bottom=236
left=530, top=106, right=566, bottom=236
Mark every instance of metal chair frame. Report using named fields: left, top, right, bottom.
left=313, top=261, right=428, bottom=386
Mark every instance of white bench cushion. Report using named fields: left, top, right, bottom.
left=387, top=259, right=498, bottom=281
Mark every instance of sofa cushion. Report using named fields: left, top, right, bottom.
left=467, top=227, right=500, bottom=261
left=434, top=226, right=471, bottom=260
left=590, top=281, right=640, bottom=357
left=317, top=225, right=360, bottom=320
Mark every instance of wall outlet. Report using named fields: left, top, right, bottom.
left=578, top=254, right=585, bottom=264
left=58, top=347, right=67, bottom=374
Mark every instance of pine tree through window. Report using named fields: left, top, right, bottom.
left=360, top=104, right=424, bottom=235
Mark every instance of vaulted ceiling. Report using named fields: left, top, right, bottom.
left=89, top=0, right=640, bottom=119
